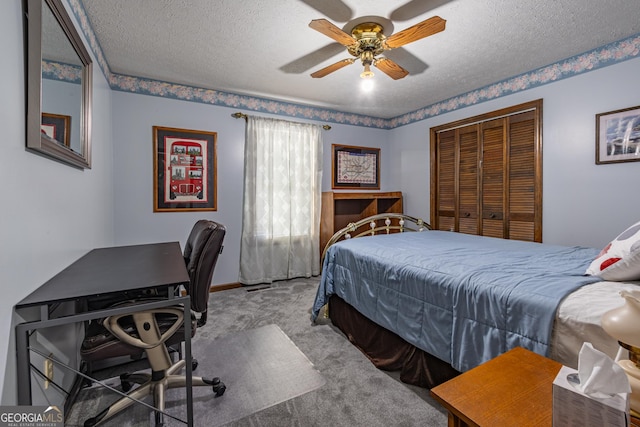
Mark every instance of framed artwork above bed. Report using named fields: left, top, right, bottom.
left=596, top=105, right=640, bottom=164
left=331, top=144, right=380, bottom=189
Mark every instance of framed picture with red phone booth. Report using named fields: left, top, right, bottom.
left=153, top=126, right=217, bottom=212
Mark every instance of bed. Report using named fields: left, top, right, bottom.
left=311, top=214, right=640, bottom=388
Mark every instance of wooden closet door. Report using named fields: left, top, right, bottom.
left=430, top=99, right=542, bottom=242
left=507, top=110, right=539, bottom=241
left=480, top=119, right=506, bottom=238
left=432, top=125, right=479, bottom=233
left=435, top=129, right=456, bottom=231
left=458, top=125, right=480, bottom=235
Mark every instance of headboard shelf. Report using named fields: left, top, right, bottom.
left=320, top=191, right=403, bottom=254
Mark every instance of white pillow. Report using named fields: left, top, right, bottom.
left=586, top=220, right=640, bottom=281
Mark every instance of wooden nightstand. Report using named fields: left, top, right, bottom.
left=430, top=347, right=562, bottom=427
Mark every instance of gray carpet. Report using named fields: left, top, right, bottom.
left=66, top=278, right=448, bottom=426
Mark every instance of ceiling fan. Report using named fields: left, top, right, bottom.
left=308, top=15, right=446, bottom=80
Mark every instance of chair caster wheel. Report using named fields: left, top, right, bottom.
left=203, top=376, right=226, bottom=396
left=192, top=359, right=198, bottom=371
left=212, top=378, right=226, bottom=397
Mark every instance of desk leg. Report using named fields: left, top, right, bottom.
left=16, top=323, right=32, bottom=405
left=184, top=302, right=193, bottom=427
left=448, top=412, right=470, bottom=427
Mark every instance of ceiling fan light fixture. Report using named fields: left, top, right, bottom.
left=360, top=50, right=375, bottom=79
left=360, top=63, right=374, bottom=79
left=308, top=16, right=446, bottom=81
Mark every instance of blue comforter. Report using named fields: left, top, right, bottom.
left=311, top=231, right=601, bottom=372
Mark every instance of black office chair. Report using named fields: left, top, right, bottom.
left=80, top=220, right=226, bottom=427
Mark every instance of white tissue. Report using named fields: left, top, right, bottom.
left=576, top=342, right=631, bottom=398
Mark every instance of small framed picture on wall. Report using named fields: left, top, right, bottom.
left=331, top=144, right=380, bottom=189
left=596, top=105, right=640, bottom=164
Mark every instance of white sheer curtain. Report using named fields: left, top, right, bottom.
left=239, top=116, right=323, bottom=285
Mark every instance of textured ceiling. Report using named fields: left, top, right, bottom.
left=80, top=0, right=640, bottom=119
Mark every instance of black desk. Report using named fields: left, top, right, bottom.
left=14, top=242, right=194, bottom=426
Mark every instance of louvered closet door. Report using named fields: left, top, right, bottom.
left=480, top=119, right=505, bottom=238
left=430, top=99, right=542, bottom=242
left=507, top=110, right=538, bottom=241
left=458, top=125, right=480, bottom=235
left=436, top=129, right=456, bottom=232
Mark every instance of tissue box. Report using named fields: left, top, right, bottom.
left=553, top=365, right=629, bottom=426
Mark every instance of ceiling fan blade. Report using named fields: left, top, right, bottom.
left=310, top=58, right=355, bottom=78
left=374, top=58, right=409, bottom=80
left=309, top=19, right=355, bottom=47
left=384, top=16, right=446, bottom=49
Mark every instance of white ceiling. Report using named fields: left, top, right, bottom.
left=80, top=0, right=640, bottom=119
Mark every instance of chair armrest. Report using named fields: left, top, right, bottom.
left=103, top=307, right=184, bottom=349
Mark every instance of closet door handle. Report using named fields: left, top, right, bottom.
left=464, top=212, right=471, bottom=217
left=489, top=213, right=496, bottom=219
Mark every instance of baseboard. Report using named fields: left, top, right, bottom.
left=181, top=282, right=242, bottom=296
left=210, top=282, right=242, bottom=292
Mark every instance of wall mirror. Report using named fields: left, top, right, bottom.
left=25, top=0, right=92, bottom=169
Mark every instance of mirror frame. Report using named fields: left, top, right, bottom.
left=25, top=0, right=92, bottom=169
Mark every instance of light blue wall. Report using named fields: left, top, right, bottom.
left=110, top=92, right=391, bottom=285
left=0, top=0, right=115, bottom=404
left=390, top=57, right=640, bottom=248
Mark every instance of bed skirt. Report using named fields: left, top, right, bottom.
left=328, top=295, right=460, bottom=388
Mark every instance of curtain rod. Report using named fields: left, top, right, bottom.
left=231, top=112, right=331, bottom=130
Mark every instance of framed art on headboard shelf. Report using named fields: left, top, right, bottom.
left=153, top=126, right=217, bottom=212
left=331, top=144, right=380, bottom=189
left=596, top=105, right=640, bottom=164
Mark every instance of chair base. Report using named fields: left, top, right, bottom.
left=83, top=342, right=184, bottom=382
left=84, top=359, right=225, bottom=427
